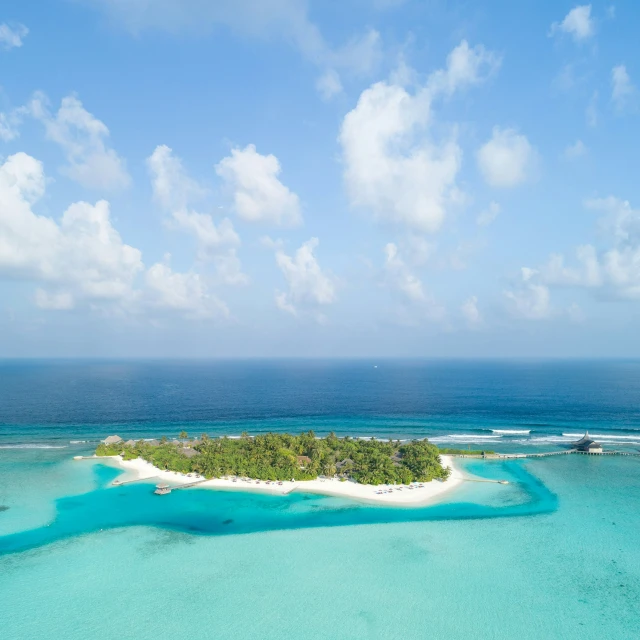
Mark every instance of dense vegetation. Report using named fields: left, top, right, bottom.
left=96, top=432, right=450, bottom=485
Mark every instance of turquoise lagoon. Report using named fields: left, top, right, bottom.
left=1, top=446, right=639, bottom=640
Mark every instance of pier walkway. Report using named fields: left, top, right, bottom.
left=451, top=450, right=640, bottom=460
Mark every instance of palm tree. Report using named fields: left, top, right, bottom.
left=322, top=462, right=337, bottom=478
left=179, top=430, right=188, bottom=443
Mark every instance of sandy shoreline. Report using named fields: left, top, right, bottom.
left=96, top=454, right=466, bottom=507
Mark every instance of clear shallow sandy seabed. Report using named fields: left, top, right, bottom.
left=0, top=447, right=639, bottom=640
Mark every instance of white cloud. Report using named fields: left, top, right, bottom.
left=147, top=144, right=207, bottom=210
left=382, top=242, right=445, bottom=321
left=274, top=238, right=336, bottom=317
left=145, top=260, right=229, bottom=318
left=340, top=40, right=498, bottom=233
left=550, top=5, right=594, bottom=42
left=383, top=242, right=425, bottom=302
left=316, top=69, right=343, bottom=101
left=541, top=245, right=602, bottom=288
left=504, top=268, right=552, bottom=320
left=611, top=64, right=636, bottom=112
left=539, top=197, right=640, bottom=300
left=477, top=127, right=536, bottom=188
left=0, top=151, right=227, bottom=318
left=340, top=80, right=459, bottom=232
left=563, top=139, right=588, bottom=159
left=461, top=295, right=481, bottom=325
left=427, top=40, right=501, bottom=96
left=476, top=201, right=501, bottom=226
left=170, top=210, right=240, bottom=258
left=0, top=23, right=28, bottom=50
left=147, top=145, right=247, bottom=284
left=216, top=144, right=301, bottom=226
left=29, top=93, right=130, bottom=191
left=516, top=197, right=640, bottom=308
left=0, top=152, right=142, bottom=308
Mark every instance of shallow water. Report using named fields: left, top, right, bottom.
left=0, top=448, right=639, bottom=639
left=0, top=454, right=555, bottom=555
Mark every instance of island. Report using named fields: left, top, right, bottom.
left=97, top=431, right=450, bottom=484
left=94, top=432, right=470, bottom=505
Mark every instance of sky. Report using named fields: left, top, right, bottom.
left=1, top=0, right=640, bottom=358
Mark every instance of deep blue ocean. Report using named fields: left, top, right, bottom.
left=2, top=359, right=640, bottom=450
left=1, top=360, right=639, bottom=639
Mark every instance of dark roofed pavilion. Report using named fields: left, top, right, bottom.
left=572, top=431, right=603, bottom=454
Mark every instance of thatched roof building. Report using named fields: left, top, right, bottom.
left=181, top=448, right=198, bottom=458
left=572, top=431, right=603, bottom=453
left=103, top=435, right=123, bottom=445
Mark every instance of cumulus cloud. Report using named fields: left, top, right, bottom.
left=461, top=296, right=480, bottom=325
left=477, top=127, right=536, bottom=188
left=274, top=238, right=336, bottom=317
left=29, top=93, right=130, bottom=191
left=504, top=268, right=552, bottom=320
left=427, top=40, right=501, bottom=96
left=340, top=40, right=498, bottom=233
left=216, top=144, right=301, bottom=226
left=145, top=259, right=229, bottom=318
left=382, top=243, right=445, bottom=321
left=540, top=197, right=640, bottom=299
left=0, top=152, right=142, bottom=309
left=171, top=210, right=241, bottom=258
left=476, top=201, right=501, bottom=226
left=611, top=64, right=636, bottom=112
left=383, top=242, right=426, bottom=302
left=147, top=144, right=207, bottom=211
left=0, top=151, right=226, bottom=318
left=147, top=145, right=247, bottom=284
left=0, top=23, right=28, bottom=50
left=549, top=5, right=594, bottom=42
left=509, top=197, right=640, bottom=318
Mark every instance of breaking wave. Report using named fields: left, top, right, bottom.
left=0, top=444, right=67, bottom=449
left=491, top=430, right=531, bottom=435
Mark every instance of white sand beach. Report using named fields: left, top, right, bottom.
left=97, top=454, right=466, bottom=507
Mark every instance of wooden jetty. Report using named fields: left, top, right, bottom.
left=450, top=450, right=640, bottom=460
left=153, top=478, right=209, bottom=495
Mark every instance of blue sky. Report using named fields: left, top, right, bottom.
left=1, top=0, right=639, bottom=357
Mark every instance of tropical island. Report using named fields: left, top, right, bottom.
left=96, top=431, right=453, bottom=485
